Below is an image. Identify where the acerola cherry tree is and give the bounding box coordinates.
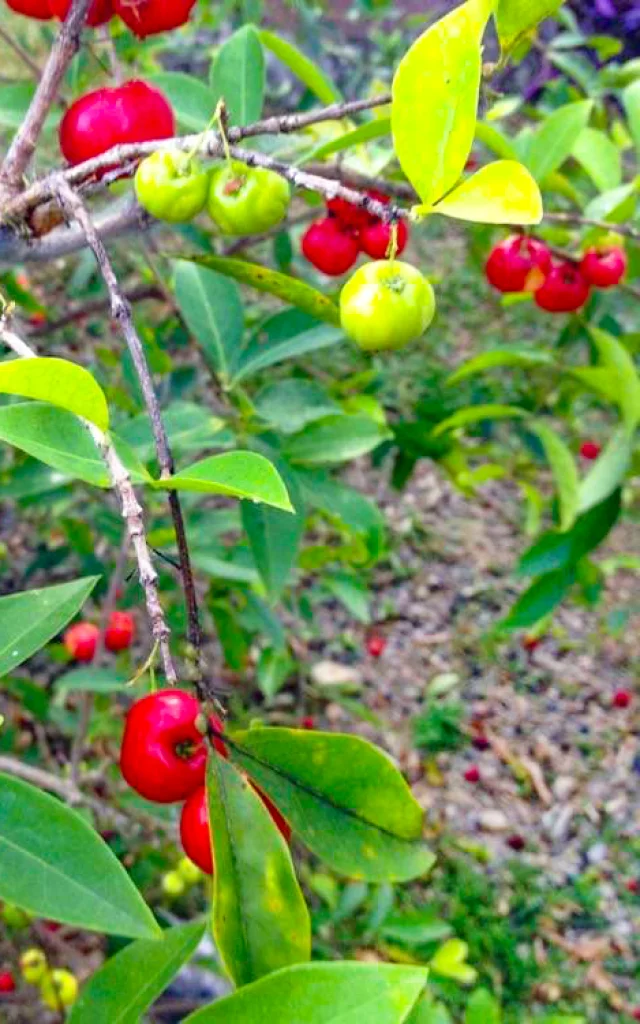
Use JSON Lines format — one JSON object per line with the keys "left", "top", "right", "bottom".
{"left": 0, "top": 0, "right": 638, "bottom": 1020}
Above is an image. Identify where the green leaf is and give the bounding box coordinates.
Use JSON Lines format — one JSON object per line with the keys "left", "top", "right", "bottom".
{"left": 432, "top": 404, "right": 528, "bottom": 436}
{"left": 447, "top": 348, "right": 552, "bottom": 385}
{"left": 259, "top": 30, "right": 342, "bottom": 105}
{"left": 234, "top": 323, "right": 344, "bottom": 384}
{"left": 431, "top": 160, "right": 542, "bottom": 224}
{"left": 584, "top": 182, "right": 637, "bottom": 223}
{"left": 68, "top": 920, "right": 205, "bottom": 1024}
{"left": 207, "top": 756, "right": 310, "bottom": 987}
{"left": 185, "top": 254, "right": 340, "bottom": 328}
{"left": 242, "top": 470, "right": 304, "bottom": 600}
{"left": 525, "top": 101, "right": 593, "bottom": 183}
{"left": 392, "top": 0, "right": 491, "bottom": 205}
{"left": 430, "top": 939, "right": 477, "bottom": 985}
{"left": 587, "top": 327, "right": 640, "bottom": 431}
{"left": 500, "top": 566, "right": 577, "bottom": 631}
{"left": 0, "top": 774, "right": 160, "bottom": 940}
{"left": 304, "top": 118, "right": 392, "bottom": 163}
{"left": 53, "top": 667, "right": 128, "bottom": 700}
{"left": 118, "top": 401, "right": 228, "bottom": 460}
{"left": 0, "top": 358, "right": 109, "bottom": 431}
{"left": 254, "top": 379, "right": 340, "bottom": 434}
{"left": 210, "top": 25, "right": 265, "bottom": 127}
{"left": 296, "top": 468, "right": 386, "bottom": 557}
{"left": 622, "top": 79, "right": 640, "bottom": 159}
{"left": 572, "top": 127, "right": 621, "bottom": 192}
{"left": 148, "top": 73, "right": 214, "bottom": 131}
{"left": 578, "top": 427, "right": 633, "bottom": 513}
{"left": 173, "top": 260, "right": 244, "bottom": 384}
{"left": 518, "top": 489, "right": 622, "bottom": 577}
{"left": 465, "top": 988, "right": 501, "bottom": 1024}
{"left": 495, "top": 0, "right": 563, "bottom": 53}
{"left": 0, "top": 576, "right": 100, "bottom": 678}
{"left": 529, "top": 422, "right": 579, "bottom": 531}
{"left": 0, "top": 403, "right": 109, "bottom": 486}
{"left": 227, "top": 727, "right": 435, "bottom": 882}
{"left": 159, "top": 451, "right": 292, "bottom": 511}
{"left": 285, "top": 414, "right": 390, "bottom": 465}
{"left": 474, "top": 121, "right": 519, "bottom": 160}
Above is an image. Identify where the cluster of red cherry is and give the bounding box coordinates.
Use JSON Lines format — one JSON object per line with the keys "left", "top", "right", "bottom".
{"left": 63, "top": 611, "right": 135, "bottom": 661}
{"left": 302, "top": 193, "right": 409, "bottom": 276}
{"left": 6, "top": 0, "right": 195, "bottom": 34}
{"left": 485, "top": 234, "right": 627, "bottom": 312}
{"left": 119, "top": 690, "right": 290, "bottom": 875}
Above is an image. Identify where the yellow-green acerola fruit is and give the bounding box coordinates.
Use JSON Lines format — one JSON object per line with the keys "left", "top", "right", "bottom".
{"left": 207, "top": 160, "right": 291, "bottom": 235}
{"left": 134, "top": 150, "right": 210, "bottom": 223}
{"left": 40, "top": 969, "right": 78, "bottom": 1010}
{"left": 20, "top": 948, "right": 47, "bottom": 985}
{"left": 340, "top": 259, "right": 435, "bottom": 352}
{"left": 161, "top": 870, "right": 186, "bottom": 898}
{"left": 177, "top": 856, "right": 202, "bottom": 885}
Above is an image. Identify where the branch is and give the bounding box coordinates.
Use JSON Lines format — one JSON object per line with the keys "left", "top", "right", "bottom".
{"left": 0, "top": 318, "right": 178, "bottom": 686}
{"left": 27, "top": 283, "right": 164, "bottom": 335}
{"left": 0, "top": 0, "right": 94, "bottom": 195}
{"left": 543, "top": 210, "right": 640, "bottom": 242}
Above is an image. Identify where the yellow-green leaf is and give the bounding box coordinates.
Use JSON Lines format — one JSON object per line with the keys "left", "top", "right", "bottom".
{"left": 495, "top": 0, "right": 563, "bottom": 54}
{"left": 0, "top": 358, "right": 109, "bottom": 431}
{"left": 259, "top": 30, "right": 341, "bottom": 105}
{"left": 392, "top": 0, "right": 493, "bottom": 205}
{"left": 430, "top": 160, "right": 542, "bottom": 224}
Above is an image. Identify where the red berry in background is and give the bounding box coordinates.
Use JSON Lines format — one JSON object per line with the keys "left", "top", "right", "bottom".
{"left": 522, "top": 634, "right": 541, "bottom": 653}
{"left": 580, "top": 441, "right": 601, "bottom": 461}
{"left": 507, "top": 834, "right": 526, "bottom": 851}
{"left": 0, "top": 971, "right": 15, "bottom": 994}
{"left": 485, "top": 235, "right": 552, "bottom": 293}
{"left": 464, "top": 766, "right": 481, "bottom": 783}
{"left": 114, "top": 0, "right": 196, "bottom": 37}
{"left": 59, "top": 80, "right": 174, "bottom": 167}
{"left": 302, "top": 217, "right": 360, "bottom": 276}
{"left": 472, "top": 733, "right": 490, "bottom": 751}
{"left": 64, "top": 622, "right": 100, "bottom": 663}
{"left": 300, "top": 716, "right": 315, "bottom": 730}
{"left": 28, "top": 312, "right": 47, "bottom": 327}
{"left": 120, "top": 690, "right": 226, "bottom": 804}
{"left": 5, "top": 0, "right": 52, "bottom": 18}
{"left": 632, "top": 1011, "right": 640, "bottom": 1022}
{"left": 360, "top": 217, "right": 409, "bottom": 260}
{"left": 534, "top": 261, "right": 590, "bottom": 313}
{"left": 366, "top": 633, "right": 387, "bottom": 658}
{"left": 50, "top": 0, "right": 113, "bottom": 25}
{"left": 612, "top": 689, "right": 632, "bottom": 709}
{"left": 104, "top": 610, "right": 135, "bottom": 653}
{"left": 626, "top": 879, "right": 640, "bottom": 894}
{"left": 580, "top": 246, "right": 627, "bottom": 289}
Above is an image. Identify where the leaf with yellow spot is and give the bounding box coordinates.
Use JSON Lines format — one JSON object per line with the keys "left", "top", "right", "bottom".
{"left": 206, "top": 756, "right": 310, "bottom": 987}
{"left": 428, "top": 160, "right": 542, "bottom": 224}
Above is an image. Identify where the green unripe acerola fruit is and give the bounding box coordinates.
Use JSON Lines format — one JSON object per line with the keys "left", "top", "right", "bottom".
{"left": 340, "top": 259, "right": 435, "bottom": 352}
{"left": 1, "top": 903, "right": 31, "bottom": 929}
{"left": 207, "top": 160, "right": 290, "bottom": 235}
{"left": 161, "top": 870, "right": 186, "bottom": 898}
{"left": 177, "top": 856, "right": 203, "bottom": 885}
{"left": 134, "top": 150, "right": 210, "bottom": 223}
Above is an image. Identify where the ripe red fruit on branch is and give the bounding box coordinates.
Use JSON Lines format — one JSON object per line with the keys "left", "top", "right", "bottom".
{"left": 366, "top": 633, "right": 387, "bottom": 658}
{"left": 64, "top": 622, "right": 99, "bottom": 662}
{"left": 612, "top": 689, "right": 632, "bottom": 709}
{"left": 114, "top": 0, "right": 196, "bottom": 37}
{"left": 5, "top": 0, "right": 52, "bottom": 18}
{"left": 50, "top": 0, "right": 113, "bottom": 25}
{"left": 120, "top": 690, "right": 225, "bottom": 803}
{"left": 360, "top": 218, "right": 408, "bottom": 260}
{"left": 533, "top": 261, "right": 590, "bottom": 313}
{"left": 0, "top": 972, "right": 16, "bottom": 994}
{"left": 464, "top": 766, "right": 481, "bottom": 783}
{"left": 59, "top": 80, "right": 174, "bottom": 167}
{"left": 580, "top": 246, "right": 627, "bottom": 289}
{"left": 326, "top": 196, "right": 373, "bottom": 230}
{"left": 104, "top": 610, "right": 135, "bottom": 652}
{"left": 302, "top": 217, "right": 360, "bottom": 276}
{"left": 580, "top": 441, "right": 601, "bottom": 461}
{"left": 485, "top": 235, "right": 552, "bottom": 293}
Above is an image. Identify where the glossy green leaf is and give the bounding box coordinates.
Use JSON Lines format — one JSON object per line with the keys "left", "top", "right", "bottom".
{"left": 407, "top": 1000, "right": 453, "bottom": 1024}
{"left": 259, "top": 30, "right": 342, "bottom": 104}
{"left": 474, "top": 121, "right": 519, "bottom": 160}
{"left": 525, "top": 101, "right": 593, "bottom": 183}
{"left": 392, "top": 0, "right": 491, "bottom": 205}
{"left": 185, "top": 254, "right": 340, "bottom": 328}
{"left": 0, "top": 358, "right": 109, "bottom": 430}
{"left": 118, "top": 401, "right": 228, "bottom": 461}
{"left": 500, "top": 566, "right": 577, "bottom": 631}
{"left": 430, "top": 940, "right": 477, "bottom": 985}
{"left": 234, "top": 323, "right": 344, "bottom": 384}
{"left": 578, "top": 428, "right": 633, "bottom": 513}
{"left": 159, "top": 451, "right": 292, "bottom": 511}
{"left": 529, "top": 422, "right": 579, "bottom": 531}
{"left": 148, "top": 73, "right": 214, "bottom": 131}
{"left": 622, "top": 79, "right": 640, "bottom": 159}
{"left": 588, "top": 327, "right": 640, "bottom": 431}
{"left": 285, "top": 414, "right": 390, "bottom": 464}
{"left": 184, "top": 962, "right": 428, "bottom": 1024}
{"left": 254, "top": 379, "right": 339, "bottom": 434}
{"left": 210, "top": 25, "right": 265, "bottom": 127}
{"left": 447, "top": 349, "right": 553, "bottom": 385}
{"left": 432, "top": 404, "right": 528, "bottom": 436}
{"left": 0, "top": 576, "right": 100, "bottom": 678}
{"left": 495, "top": 0, "right": 563, "bottom": 53}
{"left": 572, "top": 127, "right": 621, "bottom": 191}
{"left": 68, "top": 920, "right": 205, "bottom": 1024}
{"left": 304, "top": 118, "right": 392, "bottom": 163}
{"left": 431, "top": 160, "right": 542, "bottom": 224}
{"left": 518, "top": 489, "right": 622, "bottom": 577}
{"left": 207, "top": 757, "right": 310, "bottom": 987}
{"left": 0, "top": 403, "right": 109, "bottom": 486}
{"left": 296, "top": 468, "right": 386, "bottom": 557}
{"left": 465, "top": 988, "right": 501, "bottom": 1024}
{"left": 584, "top": 182, "right": 637, "bottom": 223}
{"left": 0, "top": 774, "right": 160, "bottom": 940}
{"left": 242, "top": 470, "right": 304, "bottom": 600}
{"left": 173, "top": 261, "right": 244, "bottom": 384}
{"left": 227, "top": 727, "right": 435, "bottom": 882}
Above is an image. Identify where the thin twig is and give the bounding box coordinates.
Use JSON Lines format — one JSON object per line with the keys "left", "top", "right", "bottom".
{"left": 543, "top": 210, "right": 640, "bottom": 242}
{"left": 27, "top": 283, "right": 164, "bottom": 335}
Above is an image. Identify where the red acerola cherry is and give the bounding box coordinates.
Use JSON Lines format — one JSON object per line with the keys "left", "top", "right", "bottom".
{"left": 120, "top": 690, "right": 226, "bottom": 804}
{"left": 472, "top": 734, "right": 490, "bottom": 751}
{"left": 302, "top": 217, "right": 360, "bottom": 276}
{"left": 507, "top": 834, "right": 526, "bottom": 851}
{"left": 366, "top": 634, "right": 387, "bottom": 658}
{"left": 580, "top": 441, "right": 601, "bottom": 461}
{"left": 626, "top": 878, "right": 640, "bottom": 894}
{"left": 632, "top": 1011, "right": 640, "bottom": 1022}
{"left": 485, "top": 235, "right": 552, "bottom": 293}
{"left": 59, "top": 80, "right": 174, "bottom": 167}
{"left": 522, "top": 634, "right": 541, "bottom": 653}
{"left": 326, "top": 189, "right": 389, "bottom": 229}
{"left": 360, "top": 217, "right": 409, "bottom": 260}
{"left": 104, "top": 610, "right": 135, "bottom": 653}
{"left": 0, "top": 971, "right": 16, "bottom": 994}
{"left": 5, "top": 0, "right": 52, "bottom": 19}
{"left": 64, "top": 622, "right": 100, "bottom": 662}
{"left": 533, "top": 261, "right": 590, "bottom": 313}
{"left": 49, "top": 0, "right": 113, "bottom": 25}
{"left": 464, "top": 766, "right": 481, "bottom": 783}
{"left": 300, "top": 716, "right": 315, "bottom": 730}
{"left": 612, "top": 689, "right": 632, "bottom": 709}
{"left": 580, "top": 246, "right": 627, "bottom": 289}
{"left": 114, "top": 0, "right": 196, "bottom": 37}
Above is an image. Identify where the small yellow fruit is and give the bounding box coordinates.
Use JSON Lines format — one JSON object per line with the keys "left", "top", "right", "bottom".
{"left": 20, "top": 948, "right": 47, "bottom": 984}
{"left": 161, "top": 870, "right": 186, "bottom": 898}
{"left": 40, "top": 969, "right": 78, "bottom": 1010}
{"left": 177, "top": 857, "right": 202, "bottom": 885}
{"left": 1, "top": 903, "right": 31, "bottom": 929}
